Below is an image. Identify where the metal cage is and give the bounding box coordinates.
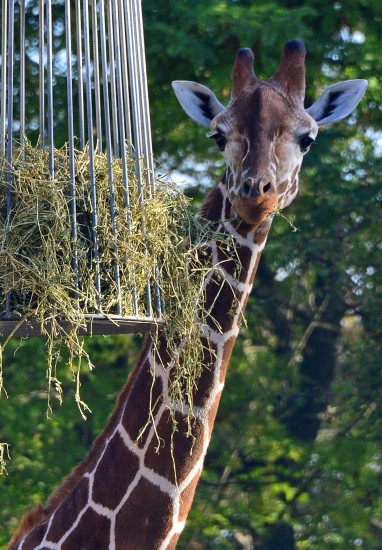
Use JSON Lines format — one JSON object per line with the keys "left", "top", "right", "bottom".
{"left": 0, "top": 0, "right": 163, "bottom": 337}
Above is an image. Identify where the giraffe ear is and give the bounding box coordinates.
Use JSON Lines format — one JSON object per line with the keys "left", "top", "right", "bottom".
{"left": 307, "top": 79, "right": 368, "bottom": 126}
{"left": 172, "top": 81, "right": 224, "bottom": 128}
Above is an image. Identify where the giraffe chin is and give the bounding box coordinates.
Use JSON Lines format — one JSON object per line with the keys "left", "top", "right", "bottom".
{"left": 232, "top": 196, "right": 278, "bottom": 228}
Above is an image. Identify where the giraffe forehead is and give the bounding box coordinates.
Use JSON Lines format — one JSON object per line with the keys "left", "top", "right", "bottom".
{"left": 214, "top": 84, "right": 313, "bottom": 138}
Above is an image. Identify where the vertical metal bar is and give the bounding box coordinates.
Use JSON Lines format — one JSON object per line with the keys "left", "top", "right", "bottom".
{"left": 91, "top": 0, "right": 103, "bottom": 150}
{"left": 112, "top": 0, "right": 138, "bottom": 316}
{"left": 20, "top": 0, "right": 26, "bottom": 150}
{"left": 125, "top": 0, "right": 153, "bottom": 317}
{"left": 117, "top": 0, "right": 132, "bottom": 146}
{"left": 130, "top": 0, "right": 145, "bottom": 160}
{"left": 99, "top": 4, "right": 113, "bottom": 161}
{"left": 133, "top": 0, "right": 149, "bottom": 177}
{"left": 5, "top": 0, "right": 15, "bottom": 315}
{"left": 99, "top": 0, "right": 122, "bottom": 315}
{"left": 133, "top": 0, "right": 161, "bottom": 316}
{"left": 0, "top": 0, "right": 8, "bottom": 156}
{"left": 65, "top": 0, "right": 79, "bottom": 295}
{"left": 75, "top": 0, "right": 85, "bottom": 149}
{"left": 6, "top": 0, "right": 14, "bottom": 217}
{"left": 112, "top": 0, "right": 129, "bottom": 212}
{"left": 134, "top": 0, "right": 155, "bottom": 193}
{"left": 106, "top": 0, "right": 119, "bottom": 157}
{"left": 83, "top": 0, "right": 102, "bottom": 312}
{"left": 20, "top": 0, "right": 26, "bottom": 151}
{"left": 0, "top": 0, "right": 7, "bottom": 314}
{"left": 39, "top": 0, "right": 45, "bottom": 147}
{"left": 124, "top": 0, "right": 143, "bottom": 190}
{"left": 46, "top": 0, "right": 54, "bottom": 175}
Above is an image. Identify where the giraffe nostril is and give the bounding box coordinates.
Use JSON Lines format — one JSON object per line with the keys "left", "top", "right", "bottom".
{"left": 262, "top": 182, "right": 272, "bottom": 194}
{"left": 242, "top": 181, "right": 252, "bottom": 197}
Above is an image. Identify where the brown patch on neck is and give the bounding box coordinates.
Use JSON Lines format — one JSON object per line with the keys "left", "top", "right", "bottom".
{"left": 198, "top": 180, "right": 225, "bottom": 221}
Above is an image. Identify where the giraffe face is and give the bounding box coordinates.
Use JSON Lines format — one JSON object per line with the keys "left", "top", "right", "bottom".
{"left": 172, "top": 40, "right": 367, "bottom": 227}
{"left": 209, "top": 83, "right": 318, "bottom": 225}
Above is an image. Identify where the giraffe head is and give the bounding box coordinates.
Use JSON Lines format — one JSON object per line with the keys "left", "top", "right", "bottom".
{"left": 172, "top": 40, "right": 367, "bottom": 227}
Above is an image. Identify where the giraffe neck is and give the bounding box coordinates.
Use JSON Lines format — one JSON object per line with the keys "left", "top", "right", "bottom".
{"left": 9, "top": 178, "right": 272, "bottom": 550}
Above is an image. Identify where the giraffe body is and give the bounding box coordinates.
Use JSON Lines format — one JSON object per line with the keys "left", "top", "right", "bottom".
{"left": 9, "top": 40, "right": 367, "bottom": 549}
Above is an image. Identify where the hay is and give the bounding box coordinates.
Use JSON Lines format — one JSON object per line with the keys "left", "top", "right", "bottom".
{"left": 0, "top": 142, "right": 179, "bottom": 322}
{"left": 0, "top": 140, "right": 235, "bottom": 442}
{"left": 0, "top": 442, "right": 10, "bottom": 475}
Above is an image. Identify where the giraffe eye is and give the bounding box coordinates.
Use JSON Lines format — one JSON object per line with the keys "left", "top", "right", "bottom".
{"left": 299, "top": 135, "right": 315, "bottom": 152}
{"left": 210, "top": 132, "right": 227, "bottom": 152}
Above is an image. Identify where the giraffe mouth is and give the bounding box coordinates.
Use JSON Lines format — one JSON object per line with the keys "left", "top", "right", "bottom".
{"left": 232, "top": 194, "right": 278, "bottom": 227}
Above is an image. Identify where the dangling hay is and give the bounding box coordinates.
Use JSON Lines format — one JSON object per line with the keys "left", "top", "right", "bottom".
{"left": 0, "top": 140, "right": 236, "bottom": 453}
{"left": 0, "top": 441, "right": 10, "bottom": 475}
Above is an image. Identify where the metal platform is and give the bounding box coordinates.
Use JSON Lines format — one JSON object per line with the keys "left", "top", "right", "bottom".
{"left": 0, "top": 314, "right": 162, "bottom": 338}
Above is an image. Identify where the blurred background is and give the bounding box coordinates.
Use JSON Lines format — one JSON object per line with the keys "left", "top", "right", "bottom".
{"left": 1, "top": 1, "right": 382, "bottom": 548}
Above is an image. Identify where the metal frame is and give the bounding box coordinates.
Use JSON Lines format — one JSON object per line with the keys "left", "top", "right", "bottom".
{"left": 0, "top": 0, "right": 162, "bottom": 336}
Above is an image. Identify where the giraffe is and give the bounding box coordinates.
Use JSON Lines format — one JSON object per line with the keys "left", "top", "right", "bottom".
{"left": 9, "top": 39, "right": 367, "bottom": 550}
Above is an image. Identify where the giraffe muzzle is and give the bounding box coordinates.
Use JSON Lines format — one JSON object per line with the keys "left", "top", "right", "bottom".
{"left": 241, "top": 177, "right": 275, "bottom": 199}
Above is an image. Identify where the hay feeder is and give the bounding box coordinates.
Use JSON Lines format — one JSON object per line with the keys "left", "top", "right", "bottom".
{"left": 0, "top": 0, "right": 164, "bottom": 338}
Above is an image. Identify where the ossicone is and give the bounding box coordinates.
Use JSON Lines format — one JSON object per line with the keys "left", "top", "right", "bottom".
{"left": 231, "top": 48, "right": 258, "bottom": 96}
{"left": 270, "top": 39, "right": 306, "bottom": 102}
